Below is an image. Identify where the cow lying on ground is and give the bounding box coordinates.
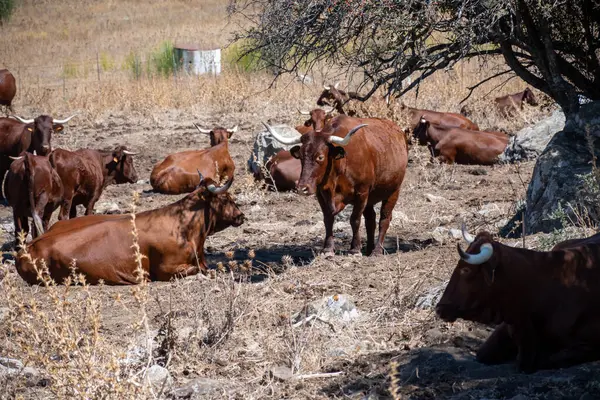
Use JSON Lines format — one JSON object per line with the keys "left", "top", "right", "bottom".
{"left": 436, "top": 227, "right": 600, "bottom": 372}
{"left": 264, "top": 114, "right": 408, "bottom": 256}
{"left": 401, "top": 103, "right": 479, "bottom": 131}
{"left": 15, "top": 173, "right": 245, "bottom": 285}
{"left": 50, "top": 146, "right": 138, "bottom": 220}
{"left": 413, "top": 118, "right": 508, "bottom": 165}
{"left": 495, "top": 88, "right": 538, "bottom": 116}
{"left": 150, "top": 125, "right": 237, "bottom": 194}
{"left": 4, "top": 152, "right": 63, "bottom": 238}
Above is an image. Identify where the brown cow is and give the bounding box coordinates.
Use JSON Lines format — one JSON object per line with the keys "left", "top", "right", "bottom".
{"left": 495, "top": 87, "right": 538, "bottom": 116}
{"left": 316, "top": 82, "right": 360, "bottom": 115}
{"left": 15, "top": 174, "right": 245, "bottom": 285}
{"left": 49, "top": 146, "right": 138, "bottom": 220}
{"left": 0, "top": 114, "right": 75, "bottom": 197}
{"left": 264, "top": 115, "right": 408, "bottom": 256}
{"left": 0, "top": 69, "right": 16, "bottom": 115}
{"left": 150, "top": 125, "right": 237, "bottom": 194}
{"left": 4, "top": 152, "right": 63, "bottom": 238}
{"left": 436, "top": 227, "right": 600, "bottom": 372}
{"left": 413, "top": 118, "right": 508, "bottom": 165}
{"left": 401, "top": 103, "right": 479, "bottom": 130}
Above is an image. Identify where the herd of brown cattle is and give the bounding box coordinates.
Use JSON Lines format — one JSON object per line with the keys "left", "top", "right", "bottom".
{"left": 2, "top": 69, "right": 600, "bottom": 372}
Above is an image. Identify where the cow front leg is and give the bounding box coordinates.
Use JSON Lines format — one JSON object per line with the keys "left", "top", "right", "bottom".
{"left": 363, "top": 204, "right": 376, "bottom": 255}
{"left": 372, "top": 189, "right": 400, "bottom": 256}
{"left": 59, "top": 195, "right": 73, "bottom": 220}
{"left": 13, "top": 214, "right": 28, "bottom": 242}
{"left": 514, "top": 321, "right": 538, "bottom": 373}
{"left": 317, "top": 192, "right": 335, "bottom": 255}
{"left": 84, "top": 195, "right": 100, "bottom": 216}
{"left": 476, "top": 323, "right": 518, "bottom": 365}
{"left": 542, "top": 343, "right": 600, "bottom": 370}
{"left": 349, "top": 197, "right": 368, "bottom": 255}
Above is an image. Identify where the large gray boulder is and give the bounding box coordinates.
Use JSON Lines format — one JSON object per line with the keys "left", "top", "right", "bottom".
{"left": 502, "top": 102, "right": 600, "bottom": 236}
{"left": 247, "top": 124, "right": 300, "bottom": 178}
{"left": 500, "top": 109, "right": 566, "bottom": 163}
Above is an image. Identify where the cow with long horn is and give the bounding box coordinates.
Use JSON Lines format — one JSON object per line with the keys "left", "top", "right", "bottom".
{"left": 264, "top": 114, "right": 408, "bottom": 256}
{"left": 16, "top": 172, "right": 244, "bottom": 285}
{"left": 0, "top": 114, "right": 76, "bottom": 199}
{"left": 436, "top": 226, "right": 600, "bottom": 372}
{"left": 316, "top": 83, "right": 360, "bottom": 115}
{"left": 49, "top": 145, "right": 139, "bottom": 220}
{"left": 150, "top": 125, "right": 237, "bottom": 194}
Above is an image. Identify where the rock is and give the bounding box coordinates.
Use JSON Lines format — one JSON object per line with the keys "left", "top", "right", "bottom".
{"left": 270, "top": 365, "right": 294, "bottom": 381}
{"left": 136, "top": 179, "right": 149, "bottom": 185}
{"left": 292, "top": 294, "right": 358, "bottom": 326}
{"left": 415, "top": 282, "right": 447, "bottom": 310}
{"left": 95, "top": 201, "right": 120, "bottom": 215}
{"left": 425, "top": 193, "right": 447, "bottom": 203}
{"left": 478, "top": 203, "right": 501, "bottom": 217}
{"left": 500, "top": 109, "right": 566, "bottom": 163}
{"left": 502, "top": 102, "right": 600, "bottom": 235}
{"left": 144, "top": 364, "right": 172, "bottom": 389}
{"left": 171, "top": 377, "right": 236, "bottom": 398}
{"left": 431, "top": 227, "right": 448, "bottom": 244}
{"left": 247, "top": 124, "right": 300, "bottom": 178}
{"left": 0, "top": 357, "right": 42, "bottom": 386}
{"left": 0, "top": 223, "right": 14, "bottom": 234}
{"left": 448, "top": 228, "right": 463, "bottom": 240}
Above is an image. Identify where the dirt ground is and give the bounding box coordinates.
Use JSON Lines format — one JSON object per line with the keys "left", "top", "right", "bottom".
{"left": 1, "top": 106, "right": 598, "bottom": 400}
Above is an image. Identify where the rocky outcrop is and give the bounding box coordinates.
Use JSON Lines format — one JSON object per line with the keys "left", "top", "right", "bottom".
{"left": 247, "top": 124, "right": 300, "bottom": 179}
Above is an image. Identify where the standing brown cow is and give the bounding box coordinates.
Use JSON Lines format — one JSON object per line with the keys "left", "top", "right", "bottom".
{"left": 0, "top": 69, "right": 16, "bottom": 115}
{"left": 49, "top": 146, "right": 138, "bottom": 220}
{"left": 150, "top": 125, "right": 237, "bottom": 194}
{"left": 264, "top": 115, "right": 408, "bottom": 256}
{"left": 413, "top": 118, "right": 508, "bottom": 165}
{"left": 16, "top": 174, "right": 244, "bottom": 285}
{"left": 0, "top": 114, "right": 75, "bottom": 198}
{"left": 4, "top": 152, "right": 63, "bottom": 238}
{"left": 436, "top": 226, "right": 600, "bottom": 372}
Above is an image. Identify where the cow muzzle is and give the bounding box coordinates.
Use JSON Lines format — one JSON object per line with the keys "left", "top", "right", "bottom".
{"left": 297, "top": 183, "right": 315, "bottom": 196}
{"left": 435, "top": 304, "right": 458, "bottom": 323}
{"left": 233, "top": 213, "right": 245, "bottom": 227}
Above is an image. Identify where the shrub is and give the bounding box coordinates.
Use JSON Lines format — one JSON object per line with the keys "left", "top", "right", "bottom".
{"left": 148, "top": 41, "right": 175, "bottom": 78}
{"left": 0, "top": 0, "right": 15, "bottom": 25}
{"left": 123, "top": 51, "right": 143, "bottom": 80}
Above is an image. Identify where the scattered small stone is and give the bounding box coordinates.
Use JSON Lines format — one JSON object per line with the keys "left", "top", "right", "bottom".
{"left": 448, "top": 228, "right": 463, "bottom": 240}
{"left": 431, "top": 226, "right": 449, "bottom": 244}
{"left": 96, "top": 201, "right": 120, "bottom": 214}
{"left": 415, "top": 282, "right": 448, "bottom": 310}
{"left": 425, "top": 193, "right": 447, "bottom": 203}
{"left": 170, "top": 377, "right": 235, "bottom": 398}
{"left": 144, "top": 364, "right": 172, "bottom": 389}
{"left": 292, "top": 294, "right": 358, "bottom": 327}
{"left": 468, "top": 168, "right": 488, "bottom": 175}
{"left": 0, "top": 357, "right": 42, "bottom": 386}
{"left": 136, "top": 179, "right": 149, "bottom": 185}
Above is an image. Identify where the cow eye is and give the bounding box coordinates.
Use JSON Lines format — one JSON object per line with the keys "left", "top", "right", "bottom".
{"left": 316, "top": 154, "right": 325, "bottom": 162}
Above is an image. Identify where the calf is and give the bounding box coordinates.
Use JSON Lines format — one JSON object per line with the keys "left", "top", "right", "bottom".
{"left": 4, "top": 152, "right": 63, "bottom": 238}
{"left": 436, "top": 227, "right": 600, "bottom": 372}
{"left": 50, "top": 146, "right": 138, "bottom": 220}
{"left": 150, "top": 125, "right": 237, "bottom": 194}
{"left": 413, "top": 118, "right": 508, "bottom": 165}
{"left": 16, "top": 174, "right": 244, "bottom": 285}
{"left": 264, "top": 114, "right": 408, "bottom": 256}
{"left": 495, "top": 87, "right": 538, "bottom": 116}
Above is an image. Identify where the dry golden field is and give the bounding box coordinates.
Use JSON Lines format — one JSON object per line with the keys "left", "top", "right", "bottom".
{"left": 2, "top": 1, "right": 594, "bottom": 399}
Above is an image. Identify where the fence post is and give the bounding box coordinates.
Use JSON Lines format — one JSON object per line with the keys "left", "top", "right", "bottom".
{"left": 63, "top": 72, "right": 66, "bottom": 100}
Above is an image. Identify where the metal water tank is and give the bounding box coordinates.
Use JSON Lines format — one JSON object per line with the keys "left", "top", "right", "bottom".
{"left": 173, "top": 44, "right": 221, "bottom": 76}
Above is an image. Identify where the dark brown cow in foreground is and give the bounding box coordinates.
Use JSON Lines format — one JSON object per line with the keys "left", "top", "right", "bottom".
{"left": 0, "top": 69, "right": 16, "bottom": 115}
{"left": 401, "top": 103, "right": 479, "bottom": 131}
{"left": 4, "top": 152, "right": 63, "bottom": 238}
{"left": 50, "top": 146, "right": 138, "bottom": 220}
{"left": 495, "top": 88, "right": 538, "bottom": 116}
{"left": 0, "top": 114, "right": 75, "bottom": 197}
{"left": 15, "top": 174, "right": 244, "bottom": 285}
{"left": 150, "top": 125, "right": 237, "bottom": 194}
{"left": 264, "top": 114, "right": 408, "bottom": 256}
{"left": 436, "top": 227, "right": 600, "bottom": 372}
{"left": 413, "top": 118, "right": 508, "bottom": 165}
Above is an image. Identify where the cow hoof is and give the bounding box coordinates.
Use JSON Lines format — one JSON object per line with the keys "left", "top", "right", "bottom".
{"left": 348, "top": 248, "right": 362, "bottom": 256}
{"left": 320, "top": 248, "right": 335, "bottom": 257}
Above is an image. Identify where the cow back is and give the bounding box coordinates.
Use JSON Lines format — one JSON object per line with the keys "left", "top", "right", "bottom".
{"left": 0, "top": 70, "right": 16, "bottom": 107}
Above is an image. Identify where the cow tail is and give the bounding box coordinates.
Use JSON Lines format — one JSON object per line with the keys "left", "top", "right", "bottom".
{"left": 1, "top": 168, "right": 8, "bottom": 201}
{"left": 25, "top": 153, "right": 44, "bottom": 236}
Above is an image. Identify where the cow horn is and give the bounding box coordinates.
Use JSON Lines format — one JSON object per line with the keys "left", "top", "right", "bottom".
{"left": 53, "top": 114, "right": 77, "bottom": 124}
{"left": 328, "top": 124, "right": 368, "bottom": 146}
{"left": 298, "top": 109, "right": 310, "bottom": 115}
{"left": 33, "top": 150, "right": 37, "bottom": 156}
{"left": 122, "top": 150, "right": 137, "bottom": 155}
{"left": 420, "top": 115, "right": 427, "bottom": 124}
{"left": 226, "top": 125, "right": 238, "bottom": 134}
{"left": 193, "top": 123, "right": 211, "bottom": 134}
{"left": 334, "top": 81, "right": 341, "bottom": 89}
{"left": 457, "top": 243, "right": 494, "bottom": 265}
{"left": 13, "top": 116, "right": 34, "bottom": 124}
{"left": 323, "top": 85, "right": 331, "bottom": 90}
{"left": 262, "top": 122, "right": 302, "bottom": 145}
{"left": 461, "top": 223, "right": 475, "bottom": 244}
{"left": 207, "top": 179, "right": 233, "bottom": 195}
{"left": 197, "top": 169, "right": 205, "bottom": 185}
{"left": 9, "top": 156, "right": 23, "bottom": 160}
{"left": 323, "top": 106, "right": 335, "bottom": 114}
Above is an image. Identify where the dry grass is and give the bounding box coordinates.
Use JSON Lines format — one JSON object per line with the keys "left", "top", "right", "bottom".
{"left": 0, "top": 1, "right": 570, "bottom": 399}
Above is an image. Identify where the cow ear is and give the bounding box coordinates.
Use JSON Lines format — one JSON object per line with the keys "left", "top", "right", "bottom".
{"left": 53, "top": 124, "right": 64, "bottom": 133}
{"left": 332, "top": 146, "right": 346, "bottom": 160}
{"left": 290, "top": 146, "right": 301, "bottom": 159}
